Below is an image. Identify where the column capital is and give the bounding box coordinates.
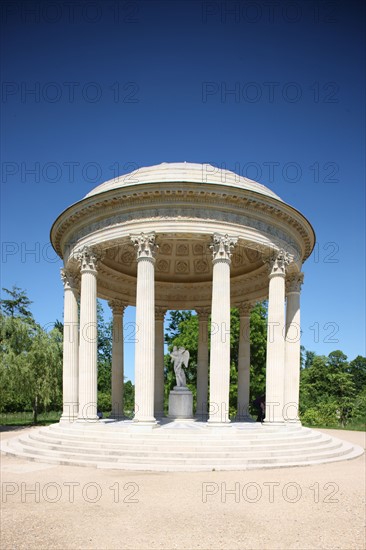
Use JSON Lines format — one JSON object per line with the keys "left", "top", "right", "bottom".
{"left": 60, "top": 268, "right": 79, "bottom": 291}
{"left": 286, "top": 272, "right": 304, "bottom": 294}
{"left": 195, "top": 307, "right": 210, "bottom": 320}
{"left": 210, "top": 233, "right": 238, "bottom": 264}
{"left": 131, "top": 232, "right": 158, "bottom": 262}
{"left": 155, "top": 306, "right": 166, "bottom": 321}
{"left": 76, "top": 246, "right": 102, "bottom": 274}
{"left": 109, "top": 299, "right": 127, "bottom": 316}
{"left": 267, "top": 249, "right": 292, "bottom": 278}
{"left": 238, "top": 301, "right": 253, "bottom": 317}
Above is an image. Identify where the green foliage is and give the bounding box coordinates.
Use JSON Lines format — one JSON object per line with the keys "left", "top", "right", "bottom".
{"left": 97, "top": 300, "right": 112, "bottom": 394}
{"left": 300, "top": 351, "right": 358, "bottom": 427}
{"left": 1, "top": 286, "right": 34, "bottom": 319}
{"left": 0, "top": 311, "right": 63, "bottom": 422}
{"left": 300, "top": 402, "right": 340, "bottom": 427}
{"left": 348, "top": 356, "right": 366, "bottom": 394}
{"left": 248, "top": 302, "right": 267, "bottom": 404}
{"left": 97, "top": 392, "right": 111, "bottom": 412}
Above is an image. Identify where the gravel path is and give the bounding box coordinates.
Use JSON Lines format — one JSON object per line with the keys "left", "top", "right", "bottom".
{"left": 1, "top": 427, "right": 365, "bottom": 550}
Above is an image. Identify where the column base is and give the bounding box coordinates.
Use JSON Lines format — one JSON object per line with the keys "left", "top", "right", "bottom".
{"left": 76, "top": 416, "right": 100, "bottom": 423}
{"left": 207, "top": 419, "right": 231, "bottom": 426}
{"left": 129, "top": 420, "right": 158, "bottom": 432}
{"left": 263, "top": 420, "right": 286, "bottom": 426}
{"left": 109, "top": 414, "right": 126, "bottom": 421}
{"left": 59, "top": 415, "right": 78, "bottom": 424}
{"left": 235, "top": 415, "right": 254, "bottom": 422}
{"left": 195, "top": 413, "right": 209, "bottom": 422}
{"left": 133, "top": 417, "right": 157, "bottom": 424}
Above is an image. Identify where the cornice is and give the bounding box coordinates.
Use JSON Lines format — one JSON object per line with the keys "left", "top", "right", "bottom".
{"left": 50, "top": 183, "right": 315, "bottom": 263}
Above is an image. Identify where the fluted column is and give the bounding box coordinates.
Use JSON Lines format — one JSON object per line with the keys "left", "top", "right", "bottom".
{"left": 284, "top": 273, "right": 304, "bottom": 423}
{"left": 195, "top": 307, "right": 210, "bottom": 420}
{"left": 237, "top": 301, "right": 252, "bottom": 420}
{"left": 109, "top": 300, "right": 126, "bottom": 419}
{"left": 131, "top": 233, "right": 157, "bottom": 424}
{"left": 208, "top": 234, "right": 237, "bottom": 424}
{"left": 60, "top": 269, "right": 79, "bottom": 423}
{"left": 77, "top": 247, "right": 100, "bottom": 422}
{"left": 154, "top": 307, "right": 166, "bottom": 418}
{"left": 264, "top": 250, "right": 291, "bottom": 424}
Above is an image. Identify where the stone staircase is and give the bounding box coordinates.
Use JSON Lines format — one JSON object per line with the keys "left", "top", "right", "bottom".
{"left": 1, "top": 420, "right": 363, "bottom": 471}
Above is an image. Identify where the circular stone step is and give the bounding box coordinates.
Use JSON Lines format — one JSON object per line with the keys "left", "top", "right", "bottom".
{"left": 1, "top": 420, "right": 363, "bottom": 472}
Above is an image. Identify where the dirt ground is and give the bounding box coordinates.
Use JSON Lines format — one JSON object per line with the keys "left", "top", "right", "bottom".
{"left": 0, "top": 427, "right": 365, "bottom": 550}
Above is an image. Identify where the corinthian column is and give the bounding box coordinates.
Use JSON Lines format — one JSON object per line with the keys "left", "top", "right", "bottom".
{"left": 131, "top": 233, "right": 157, "bottom": 424}
{"left": 237, "top": 301, "right": 252, "bottom": 420}
{"left": 195, "top": 307, "right": 210, "bottom": 420}
{"left": 264, "top": 249, "right": 291, "bottom": 424}
{"left": 208, "top": 234, "right": 237, "bottom": 424}
{"left": 284, "top": 272, "right": 304, "bottom": 423}
{"left": 154, "top": 307, "right": 166, "bottom": 418}
{"left": 77, "top": 246, "right": 101, "bottom": 422}
{"left": 60, "top": 269, "right": 79, "bottom": 423}
{"left": 109, "top": 299, "right": 126, "bottom": 419}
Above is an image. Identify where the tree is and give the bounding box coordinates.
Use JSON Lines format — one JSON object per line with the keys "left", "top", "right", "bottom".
{"left": 303, "top": 349, "right": 316, "bottom": 369}
{"left": 300, "top": 351, "right": 356, "bottom": 427}
{"left": 0, "top": 315, "right": 36, "bottom": 412}
{"left": 0, "top": 315, "right": 63, "bottom": 422}
{"left": 348, "top": 356, "right": 366, "bottom": 394}
{"left": 0, "top": 287, "right": 63, "bottom": 421}
{"left": 1, "top": 286, "right": 33, "bottom": 319}
{"left": 19, "top": 326, "right": 63, "bottom": 423}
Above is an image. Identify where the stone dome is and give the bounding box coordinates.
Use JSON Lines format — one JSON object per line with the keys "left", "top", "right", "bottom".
{"left": 85, "top": 162, "right": 283, "bottom": 202}
{"left": 51, "top": 160, "right": 315, "bottom": 310}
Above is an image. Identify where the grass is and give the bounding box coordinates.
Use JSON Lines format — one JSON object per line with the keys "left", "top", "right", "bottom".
{"left": 302, "top": 418, "right": 366, "bottom": 431}
{"left": 0, "top": 411, "right": 62, "bottom": 426}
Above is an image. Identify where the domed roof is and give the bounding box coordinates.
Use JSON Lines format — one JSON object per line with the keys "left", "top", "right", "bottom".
{"left": 85, "top": 162, "right": 283, "bottom": 202}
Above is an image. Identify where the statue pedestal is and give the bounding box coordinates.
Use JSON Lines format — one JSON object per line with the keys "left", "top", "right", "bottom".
{"left": 168, "top": 387, "right": 193, "bottom": 420}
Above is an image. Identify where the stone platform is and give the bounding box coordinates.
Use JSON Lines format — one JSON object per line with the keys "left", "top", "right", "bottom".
{"left": 0, "top": 420, "right": 363, "bottom": 472}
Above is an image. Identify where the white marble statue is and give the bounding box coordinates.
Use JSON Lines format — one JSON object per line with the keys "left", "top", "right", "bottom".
{"left": 170, "top": 346, "right": 190, "bottom": 388}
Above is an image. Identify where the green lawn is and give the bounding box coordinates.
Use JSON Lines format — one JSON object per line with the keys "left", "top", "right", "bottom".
{"left": 0, "top": 411, "right": 62, "bottom": 426}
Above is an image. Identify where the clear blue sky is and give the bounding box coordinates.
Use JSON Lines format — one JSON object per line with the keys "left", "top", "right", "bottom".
{"left": 1, "top": 0, "right": 365, "bottom": 382}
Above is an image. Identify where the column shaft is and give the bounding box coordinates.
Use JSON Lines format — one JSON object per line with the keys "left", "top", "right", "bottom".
{"left": 284, "top": 273, "right": 303, "bottom": 422}
{"left": 196, "top": 309, "right": 209, "bottom": 420}
{"left": 265, "top": 251, "right": 290, "bottom": 424}
{"left": 110, "top": 304, "right": 125, "bottom": 419}
{"left": 237, "top": 309, "right": 251, "bottom": 420}
{"left": 209, "top": 260, "right": 231, "bottom": 423}
{"left": 78, "top": 268, "right": 98, "bottom": 422}
{"left": 60, "top": 270, "right": 79, "bottom": 422}
{"left": 132, "top": 233, "right": 157, "bottom": 424}
{"left": 154, "top": 309, "right": 165, "bottom": 418}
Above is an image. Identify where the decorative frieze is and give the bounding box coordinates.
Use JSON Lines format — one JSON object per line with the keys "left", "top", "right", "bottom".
{"left": 52, "top": 185, "right": 312, "bottom": 264}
